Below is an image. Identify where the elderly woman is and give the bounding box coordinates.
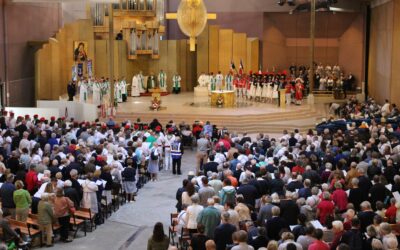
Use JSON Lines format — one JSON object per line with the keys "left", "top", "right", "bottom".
{"left": 100, "top": 166, "right": 113, "bottom": 205}
{"left": 331, "top": 182, "right": 348, "bottom": 213}
{"left": 380, "top": 222, "right": 399, "bottom": 250}
{"left": 13, "top": 180, "right": 31, "bottom": 222}
{"left": 122, "top": 158, "right": 137, "bottom": 202}
{"left": 148, "top": 143, "right": 161, "bottom": 181}
{"left": 364, "top": 225, "right": 379, "bottom": 250}
{"left": 330, "top": 220, "right": 344, "bottom": 249}
{"left": 181, "top": 182, "right": 196, "bottom": 206}
{"left": 185, "top": 194, "right": 204, "bottom": 233}
{"left": 38, "top": 193, "right": 55, "bottom": 247}
{"left": 316, "top": 191, "right": 334, "bottom": 225}
{"left": 81, "top": 173, "right": 99, "bottom": 215}
{"left": 54, "top": 188, "right": 74, "bottom": 243}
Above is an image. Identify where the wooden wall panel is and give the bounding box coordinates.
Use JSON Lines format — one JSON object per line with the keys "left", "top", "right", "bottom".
{"left": 232, "top": 33, "right": 247, "bottom": 74}
{"left": 167, "top": 40, "right": 177, "bottom": 91}
{"left": 247, "top": 39, "right": 252, "bottom": 73}
{"left": 178, "top": 40, "right": 187, "bottom": 92}
{"left": 186, "top": 43, "right": 197, "bottom": 91}
{"left": 36, "top": 19, "right": 95, "bottom": 100}
{"left": 50, "top": 39, "right": 61, "bottom": 99}
{"left": 118, "top": 41, "right": 127, "bottom": 80}
{"left": 390, "top": 0, "right": 400, "bottom": 106}
{"left": 218, "top": 29, "right": 233, "bottom": 74}
{"left": 368, "top": 1, "right": 393, "bottom": 104}
{"left": 208, "top": 25, "right": 219, "bottom": 74}
{"left": 197, "top": 25, "right": 209, "bottom": 77}
{"left": 249, "top": 38, "right": 259, "bottom": 73}
{"left": 95, "top": 40, "right": 108, "bottom": 77}
{"left": 56, "top": 27, "right": 68, "bottom": 99}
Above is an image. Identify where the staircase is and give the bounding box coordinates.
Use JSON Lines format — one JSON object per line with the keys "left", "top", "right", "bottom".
{"left": 114, "top": 104, "right": 329, "bottom": 134}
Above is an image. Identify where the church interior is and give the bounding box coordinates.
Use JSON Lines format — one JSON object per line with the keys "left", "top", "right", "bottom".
{"left": 0, "top": 0, "right": 399, "bottom": 249}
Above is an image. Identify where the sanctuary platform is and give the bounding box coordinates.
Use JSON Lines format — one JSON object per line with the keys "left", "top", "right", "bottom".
{"left": 114, "top": 92, "right": 329, "bottom": 134}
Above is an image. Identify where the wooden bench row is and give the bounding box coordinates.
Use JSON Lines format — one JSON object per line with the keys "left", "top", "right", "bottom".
{"left": 6, "top": 208, "right": 94, "bottom": 247}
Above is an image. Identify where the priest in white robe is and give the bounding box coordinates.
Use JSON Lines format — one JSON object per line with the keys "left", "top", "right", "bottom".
{"left": 92, "top": 81, "right": 101, "bottom": 106}
{"left": 120, "top": 78, "right": 128, "bottom": 102}
{"left": 158, "top": 69, "right": 167, "bottom": 92}
{"left": 172, "top": 73, "right": 181, "bottom": 94}
{"left": 138, "top": 71, "right": 145, "bottom": 93}
{"left": 197, "top": 72, "right": 208, "bottom": 87}
{"left": 131, "top": 75, "right": 140, "bottom": 97}
{"left": 79, "top": 79, "right": 89, "bottom": 103}
{"left": 215, "top": 71, "right": 224, "bottom": 91}
{"left": 115, "top": 81, "right": 123, "bottom": 103}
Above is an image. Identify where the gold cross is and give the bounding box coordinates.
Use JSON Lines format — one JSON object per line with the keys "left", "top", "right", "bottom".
{"left": 166, "top": 12, "right": 217, "bottom": 51}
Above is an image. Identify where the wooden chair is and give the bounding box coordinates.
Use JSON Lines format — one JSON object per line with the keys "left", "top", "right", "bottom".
{"left": 178, "top": 227, "right": 193, "bottom": 250}
{"left": 70, "top": 213, "right": 86, "bottom": 238}
{"left": 390, "top": 223, "right": 400, "bottom": 236}
{"left": 74, "top": 208, "right": 96, "bottom": 232}
{"left": 112, "top": 184, "right": 121, "bottom": 212}
{"left": 168, "top": 213, "right": 179, "bottom": 245}
{"left": 9, "top": 219, "right": 42, "bottom": 247}
{"left": 102, "top": 195, "right": 113, "bottom": 218}
{"left": 27, "top": 214, "right": 61, "bottom": 232}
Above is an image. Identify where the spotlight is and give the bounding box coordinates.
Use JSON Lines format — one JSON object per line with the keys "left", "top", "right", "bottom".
{"left": 287, "top": 0, "right": 296, "bottom": 6}
{"left": 277, "top": 0, "right": 286, "bottom": 6}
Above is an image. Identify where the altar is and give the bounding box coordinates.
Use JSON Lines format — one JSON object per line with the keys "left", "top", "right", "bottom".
{"left": 210, "top": 90, "right": 235, "bottom": 107}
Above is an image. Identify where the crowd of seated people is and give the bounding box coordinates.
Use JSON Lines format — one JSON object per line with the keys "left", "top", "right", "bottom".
{"left": 287, "top": 63, "right": 356, "bottom": 93}
{"left": 166, "top": 105, "right": 400, "bottom": 250}
{"left": 321, "top": 97, "right": 400, "bottom": 136}
{"left": 0, "top": 111, "right": 217, "bottom": 249}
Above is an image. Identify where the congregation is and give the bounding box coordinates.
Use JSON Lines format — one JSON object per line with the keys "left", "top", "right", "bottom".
{"left": 161, "top": 97, "right": 400, "bottom": 250}
{"left": 0, "top": 97, "right": 398, "bottom": 250}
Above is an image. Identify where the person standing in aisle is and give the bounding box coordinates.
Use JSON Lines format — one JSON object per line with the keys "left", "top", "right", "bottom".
{"left": 171, "top": 137, "right": 184, "bottom": 175}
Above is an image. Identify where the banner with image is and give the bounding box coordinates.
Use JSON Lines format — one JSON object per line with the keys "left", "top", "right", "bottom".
{"left": 87, "top": 59, "right": 93, "bottom": 78}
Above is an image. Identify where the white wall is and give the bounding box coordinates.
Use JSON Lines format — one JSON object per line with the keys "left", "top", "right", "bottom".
{"left": 61, "top": 2, "right": 87, "bottom": 26}
{"left": 5, "top": 107, "right": 59, "bottom": 119}
{"left": 37, "top": 100, "right": 98, "bottom": 122}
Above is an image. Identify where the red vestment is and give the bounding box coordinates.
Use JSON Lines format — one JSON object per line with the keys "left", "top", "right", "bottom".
{"left": 295, "top": 82, "right": 304, "bottom": 100}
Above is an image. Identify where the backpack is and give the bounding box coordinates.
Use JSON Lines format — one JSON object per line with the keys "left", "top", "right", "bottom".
{"left": 220, "top": 188, "right": 236, "bottom": 205}
{"left": 150, "top": 149, "right": 158, "bottom": 161}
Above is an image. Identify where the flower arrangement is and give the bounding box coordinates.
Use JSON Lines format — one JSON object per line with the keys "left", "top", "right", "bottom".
{"left": 216, "top": 94, "right": 224, "bottom": 107}
{"left": 150, "top": 97, "right": 161, "bottom": 111}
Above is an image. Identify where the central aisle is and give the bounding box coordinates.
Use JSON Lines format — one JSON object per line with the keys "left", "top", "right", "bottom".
{"left": 50, "top": 151, "right": 196, "bottom": 250}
